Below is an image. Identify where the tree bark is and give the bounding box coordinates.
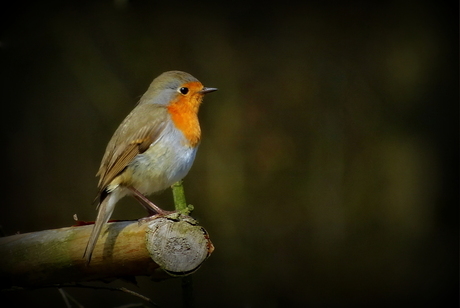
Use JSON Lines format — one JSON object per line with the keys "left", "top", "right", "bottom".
{"left": 0, "top": 214, "right": 214, "bottom": 289}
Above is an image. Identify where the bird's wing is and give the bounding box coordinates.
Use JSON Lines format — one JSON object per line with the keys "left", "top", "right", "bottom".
{"left": 96, "top": 104, "right": 168, "bottom": 199}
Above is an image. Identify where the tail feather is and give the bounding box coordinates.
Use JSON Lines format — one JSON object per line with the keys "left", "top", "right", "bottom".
{"left": 83, "top": 193, "right": 118, "bottom": 263}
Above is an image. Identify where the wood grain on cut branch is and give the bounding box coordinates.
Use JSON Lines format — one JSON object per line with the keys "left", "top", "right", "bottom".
{"left": 0, "top": 214, "right": 214, "bottom": 289}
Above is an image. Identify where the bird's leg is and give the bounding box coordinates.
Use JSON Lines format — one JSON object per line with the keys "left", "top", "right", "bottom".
{"left": 128, "top": 186, "right": 175, "bottom": 218}
{"left": 132, "top": 194, "right": 159, "bottom": 216}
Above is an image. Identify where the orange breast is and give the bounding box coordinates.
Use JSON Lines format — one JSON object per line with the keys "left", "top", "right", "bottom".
{"left": 167, "top": 83, "right": 203, "bottom": 147}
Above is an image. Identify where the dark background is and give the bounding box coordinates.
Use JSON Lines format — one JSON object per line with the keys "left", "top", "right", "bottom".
{"left": 1, "top": 1, "right": 458, "bottom": 307}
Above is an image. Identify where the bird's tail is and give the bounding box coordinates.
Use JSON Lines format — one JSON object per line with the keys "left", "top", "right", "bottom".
{"left": 83, "top": 193, "right": 118, "bottom": 263}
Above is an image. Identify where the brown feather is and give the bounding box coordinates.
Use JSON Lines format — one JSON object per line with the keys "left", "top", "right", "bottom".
{"left": 95, "top": 104, "right": 168, "bottom": 199}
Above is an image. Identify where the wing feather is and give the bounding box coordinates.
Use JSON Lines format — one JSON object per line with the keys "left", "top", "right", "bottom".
{"left": 95, "top": 105, "right": 168, "bottom": 199}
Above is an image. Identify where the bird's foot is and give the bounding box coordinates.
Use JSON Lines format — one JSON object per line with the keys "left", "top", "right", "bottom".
{"left": 137, "top": 210, "right": 179, "bottom": 225}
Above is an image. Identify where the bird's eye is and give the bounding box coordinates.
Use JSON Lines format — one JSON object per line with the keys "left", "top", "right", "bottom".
{"left": 179, "top": 87, "right": 189, "bottom": 95}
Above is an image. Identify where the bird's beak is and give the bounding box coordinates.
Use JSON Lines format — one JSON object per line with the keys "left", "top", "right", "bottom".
{"left": 200, "top": 87, "right": 218, "bottom": 94}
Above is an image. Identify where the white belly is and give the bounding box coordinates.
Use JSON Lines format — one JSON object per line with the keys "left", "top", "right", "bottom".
{"left": 127, "top": 125, "right": 198, "bottom": 195}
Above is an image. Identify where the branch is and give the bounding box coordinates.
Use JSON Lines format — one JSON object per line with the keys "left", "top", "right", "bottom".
{"left": 171, "top": 180, "right": 193, "bottom": 214}
{"left": 0, "top": 214, "right": 214, "bottom": 289}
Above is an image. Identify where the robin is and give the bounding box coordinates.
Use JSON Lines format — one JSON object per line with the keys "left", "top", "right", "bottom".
{"left": 84, "top": 70, "right": 217, "bottom": 262}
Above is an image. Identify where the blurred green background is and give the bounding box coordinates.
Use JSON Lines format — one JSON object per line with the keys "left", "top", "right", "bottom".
{"left": 1, "top": 1, "right": 457, "bottom": 307}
